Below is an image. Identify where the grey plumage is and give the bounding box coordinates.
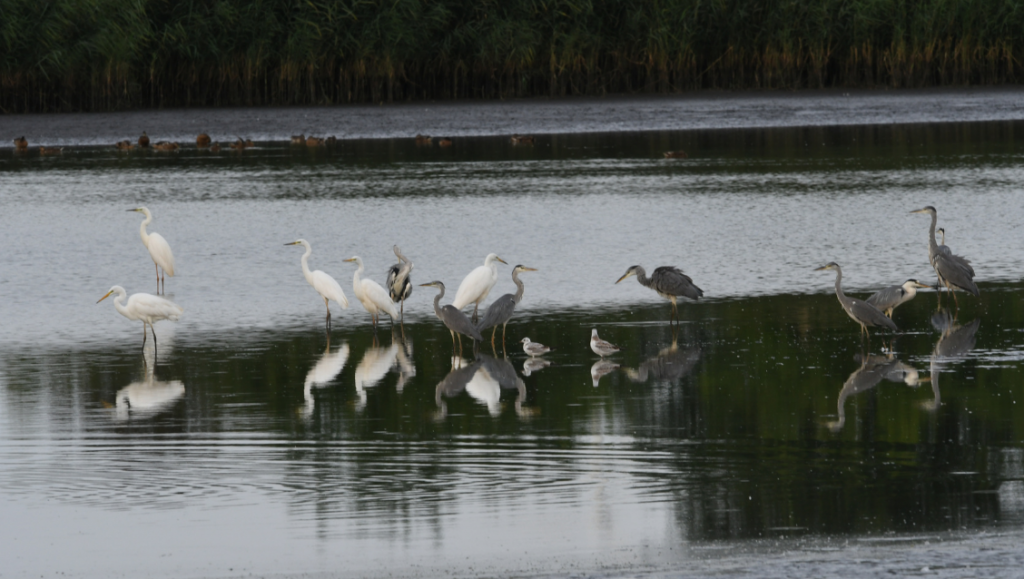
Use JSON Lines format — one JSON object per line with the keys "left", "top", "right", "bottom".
{"left": 616, "top": 265, "right": 703, "bottom": 322}
{"left": 476, "top": 265, "right": 537, "bottom": 349}
{"left": 420, "top": 281, "right": 482, "bottom": 357}
{"left": 386, "top": 245, "right": 413, "bottom": 321}
{"left": 816, "top": 262, "right": 898, "bottom": 337}
{"left": 865, "top": 279, "right": 931, "bottom": 318}
{"left": 911, "top": 206, "right": 979, "bottom": 303}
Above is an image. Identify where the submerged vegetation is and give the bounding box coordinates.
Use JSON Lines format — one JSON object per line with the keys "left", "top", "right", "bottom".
{"left": 2, "top": 0, "right": 1024, "bottom": 112}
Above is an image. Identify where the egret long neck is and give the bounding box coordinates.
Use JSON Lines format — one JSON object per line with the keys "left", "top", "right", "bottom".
{"left": 352, "top": 259, "right": 364, "bottom": 289}
{"left": 138, "top": 211, "right": 153, "bottom": 247}
{"left": 512, "top": 270, "right": 526, "bottom": 304}
{"left": 113, "top": 290, "right": 131, "bottom": 320}
{"left": 300, "top": 244, "right": 314, "bottom": 285}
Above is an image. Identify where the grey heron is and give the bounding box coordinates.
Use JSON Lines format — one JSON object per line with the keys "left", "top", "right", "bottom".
{"left": 385, "top": 245, "right": 413, "bottom": 322}
{"left": 911, "top": 206, "right": 978, "bottom": 307}
{"left": 453, "top": 253, "right": 508, "bottom": 322}
{"left": 520, "top": 337, "right": 551, "bottom": 357}
{"left": 815, "top": 263, "right": 897, "bottom": 338}
{"left": 616, "top": 265, "right": 703, "bottom": 323}
{"left": 590, "top": 329, "right": 622, "bottom": 357}
{"left": 476, "top": 265, "right": 537, "bottom": 350}
{"left": 865, "top": 279, "right": 933, "bottom": 318}
{"left": 420, "top": 281, "right": 483, "bottom": 357}
{"left": 623, "top": 339, "right": 701, "bottom": 384}
{"left": 827, "top": 354, "right": 899, "bottom": 432}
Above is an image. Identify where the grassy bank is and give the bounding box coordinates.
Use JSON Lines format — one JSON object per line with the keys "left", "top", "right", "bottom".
{"left": 2, "top": 0, "right": 1023, "bottom": 113}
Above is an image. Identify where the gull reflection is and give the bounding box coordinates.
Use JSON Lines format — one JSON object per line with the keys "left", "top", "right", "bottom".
{"left": 522, "top": 357, "right": 551, "bottom": 376}
{"left": 354, "top": 340, "right": 400, "bottom": 411}
{"left": 623, "top": 339, "right": 701, "bottom": 385}
{"left": 925, "top": 309, "right": 981, "bottom": 411}
{"left": 115, "top": 370, "right": 185, "bottom": 421}
{"left": 301, "top": 340, "right": 350, "bottom": 420}
{"left": 827, "top": 352, "right": 927, "bottom": 433}
{"left": 590, "top": 359, "right": 620, "bottom": 387}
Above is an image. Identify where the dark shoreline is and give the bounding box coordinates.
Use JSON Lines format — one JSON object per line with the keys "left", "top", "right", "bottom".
{"left": 5, "top": 87, "right": 1024, "bottom": 148}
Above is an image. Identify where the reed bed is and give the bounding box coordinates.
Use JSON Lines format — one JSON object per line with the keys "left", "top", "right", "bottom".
{"left": 2, "top": 0, "right": 1023, "bottom": 113}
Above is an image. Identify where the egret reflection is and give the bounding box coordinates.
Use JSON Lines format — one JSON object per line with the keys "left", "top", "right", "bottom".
{"left": 301, "top": 340, "right": 350, "bottom": 420}
{"left": 114, "top": 370, "right": 185, "bottom": 421}
{"left": 434, "top": 354, "right": 533, "bottom": 418}
{"left": 354, "top": 339, "right": 400, "bottom": 411}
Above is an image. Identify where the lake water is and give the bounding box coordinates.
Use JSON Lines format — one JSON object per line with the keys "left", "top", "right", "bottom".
{"left": 2, "top": 93, "right": 1024, "bottom": 577}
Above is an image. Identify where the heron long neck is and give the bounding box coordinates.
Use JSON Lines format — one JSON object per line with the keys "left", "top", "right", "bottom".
{"left": 512, "top": 270, "right": 526, "bottom": 304}
{"left": 432, "top": 286, "right": 445, "bottom": 319}
{"left": 634, "top": 267, "right": 651, "bottom": 288}
{"left": 833, "top": 267, "right": 847, "bottom": 302}
{"left": 926, "top": 211, "right": 939, "bottom": 259}
{"left": 300, "top": 244, "right": 314, "bottom": 285}
{"left": 139, "top": 212, "right": 153, "bottom": 247}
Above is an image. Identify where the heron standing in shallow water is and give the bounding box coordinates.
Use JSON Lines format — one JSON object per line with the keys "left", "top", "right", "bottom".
{"left": 816, "top": 262, "right": 897, "bottom": 339}
{"left": 386, "top": 245, "right": 413, "bottom": 322}
{"left": 421, "top": 281, "right": 483, "bottom": 358}
{"left": 476, "top": 265, "right": 537, "bottom": 350}
{"left": 911, "top": 206, "right": 978, "bottom": 308}
{"left": 616, "top": 265, "right": 703, "bottom": 323}
{"left": 866, "top": 279, "right": 934, "bottom": 318}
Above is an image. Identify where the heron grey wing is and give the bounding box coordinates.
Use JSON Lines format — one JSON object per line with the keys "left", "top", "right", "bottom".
{"left": 935, "top": 318, "right": 981, "bottom": 357}
{"left": 651, "top": 266, "right": 704, "bottom": 299}
{"left": 442, "top": 305, "right": 484, "bottom": 341}
{"left": 850, "top": 299, "right": 898, "bottom": 331}
{"left": 934, "top": 253, "right": 979, "bottom": 295}
{"left": 386, "top": 263, "right": 401, "bottom": 300}
{"left": 476, "top": 294, "right": 516, "bottom": 331}
{"left": 946, "top": 252, "right": 975, "bottom": 277}
{"left": 865, "top": 285, "right": 903, "bottom": 311}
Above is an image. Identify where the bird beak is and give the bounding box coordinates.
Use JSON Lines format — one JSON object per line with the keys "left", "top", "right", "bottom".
{"left": 615, "top": 272, "right": 633, "bottom": 284}
{"left": 495, "top": 256, "right": 508, "bottom": 265}
{"left": 97, "top": 290, "right": 113, "bottom": 303}
{"left": 521, "top": 267, "right": 538, "bottom": 272}
{"left": 343, "top": 258, "right": 356, "bottom": 263}
{"left": 918, "top": 377, "right": 932, "bottom": 383}
{"left": 284, "top": 241, "right": 298, "bottom": 246}
{"left": 126, "top": 208, "right": 138, "bottom": 212}
{"left": 813, "top": 265, "right": 829, "bottom": 271}
{"left": 418, "top": 282, "right": 434, "bottom": 288}
{"left": 910, "top": 208, "right": 927, "bottom": 214}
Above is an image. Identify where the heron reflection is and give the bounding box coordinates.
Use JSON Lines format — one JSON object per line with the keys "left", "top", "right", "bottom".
{"left": 623, "top": 338, "right": 701, "bottom": 385}
{"left": 301, "top": 340, "right": 350, "bottom": 420}
{"left": 434, "top": 354, "right": 534, "bottom": 418}
{"left": 827, "top": 353, "right": 927, "bottom": 433}
{"left": 924, "top": 309, "right": 981, "bottom": 411}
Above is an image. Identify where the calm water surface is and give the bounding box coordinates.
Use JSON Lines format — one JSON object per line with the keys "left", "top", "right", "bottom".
{"left": 2, "top": 114, "right": 1024, "bottom": 577}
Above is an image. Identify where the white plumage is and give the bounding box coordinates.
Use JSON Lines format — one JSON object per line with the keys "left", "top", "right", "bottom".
{"left": 452, "top": 253, "right": 508, "bottom": 320}
{"left": 98, "top": 285, "right": 183, "bottom": 350}
{"left": 131, "top": 207, "right": 176, "bottom": 293}
{"left": 345, "top": 256, "right": 398, "bottom": 330}
{"left": 287, "top": 239, "right": 348, "bottom": 326}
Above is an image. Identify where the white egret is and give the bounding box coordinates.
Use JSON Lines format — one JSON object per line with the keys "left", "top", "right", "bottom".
{"left": 452, "top": 253, "right": 508, "bottom": 322}
{"left": 130, "top": 207, "right": 176, "bottom": 294}
{"left": 286, "top": 239, "right": 349, "bottom": 329}
{"left": 97, "top": 286, "right": 183, "bottom": 352}
{"left": 115, "top": 375, "right": 186, "bottom": 421}
{"left": 344, "top": 256, "right": 398, "bottom": 332}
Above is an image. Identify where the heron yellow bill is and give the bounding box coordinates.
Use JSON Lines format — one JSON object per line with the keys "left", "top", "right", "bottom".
{"left": 615, "top": 271, "right": 635, "bottom": 284}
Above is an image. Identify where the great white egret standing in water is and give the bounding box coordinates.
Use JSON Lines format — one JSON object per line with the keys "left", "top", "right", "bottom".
{"left": 97, "top": 286, "right": 183, "bottom": 354}
{"left": 453, "top": 253, "right": 508, "bottom": 322}
{"left": 130, "top": 207, "right": 175, "bottom": 294}
{"left": 286, "top": 240, "right": 349, "bottom": 329}
{"left": 344, "top": 256, "right": 398, "bottom": 333}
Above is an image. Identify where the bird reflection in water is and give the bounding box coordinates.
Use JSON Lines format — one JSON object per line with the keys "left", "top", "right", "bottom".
{"left": 301, "top": 338, "right": 350, "bottom": 420}
{"left": 522, "top": 357, "right": 551, "bottom": 376}
{"left": 590, "top": 359, "right": 620, "bottom": 387}
{"left": 114, "top": 365, "right": 185, "bottom": 422}
{"left": 827, "top": 352, "right": 929, "bottom": 432}
{"left": 393, "top": 333, "right": 416, "bottom": 393}
{"left": 623, "top": 338, "right": 701, "bottom": 385}
{"left": 434, "top": 354, "right": 534, "bottom": 419}
{"left": 925, "top": 309, "right": 981, "bottom": 411}
{"left": 354, "top": 336, "right": 401, "bottom": 411}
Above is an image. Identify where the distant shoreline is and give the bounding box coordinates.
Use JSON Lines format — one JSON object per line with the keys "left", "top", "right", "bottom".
{"left": 5, "top": 87, "right": 1024, "bottom": 149}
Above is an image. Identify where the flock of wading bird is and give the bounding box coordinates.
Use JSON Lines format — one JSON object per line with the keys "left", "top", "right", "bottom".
{"left": 98, "top": 201, "right": 978, "bottom": 368}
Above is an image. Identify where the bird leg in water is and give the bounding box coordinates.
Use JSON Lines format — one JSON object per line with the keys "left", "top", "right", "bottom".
{"left": 490, "top": 327, "right": 498, "bottom": 350}
{"left": 142, "top": 323, "right": 148, "bottom": 350}
{"left": 450, "top": 330, "right": 457, "bottom": 355}
{"left": 472, "top": 303, "right": 479, "bottom": 324}
{"left": 501, "top": 323, "right": 508, "bottom": 353}
{"left": 456, "top": 333, "right": 464, "bottom": 357}
{"left": 324, "top": 297, "right": 332, "bottom": 331}
{"left": 155, "top": 263, "right": 161, "bottom": 294}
